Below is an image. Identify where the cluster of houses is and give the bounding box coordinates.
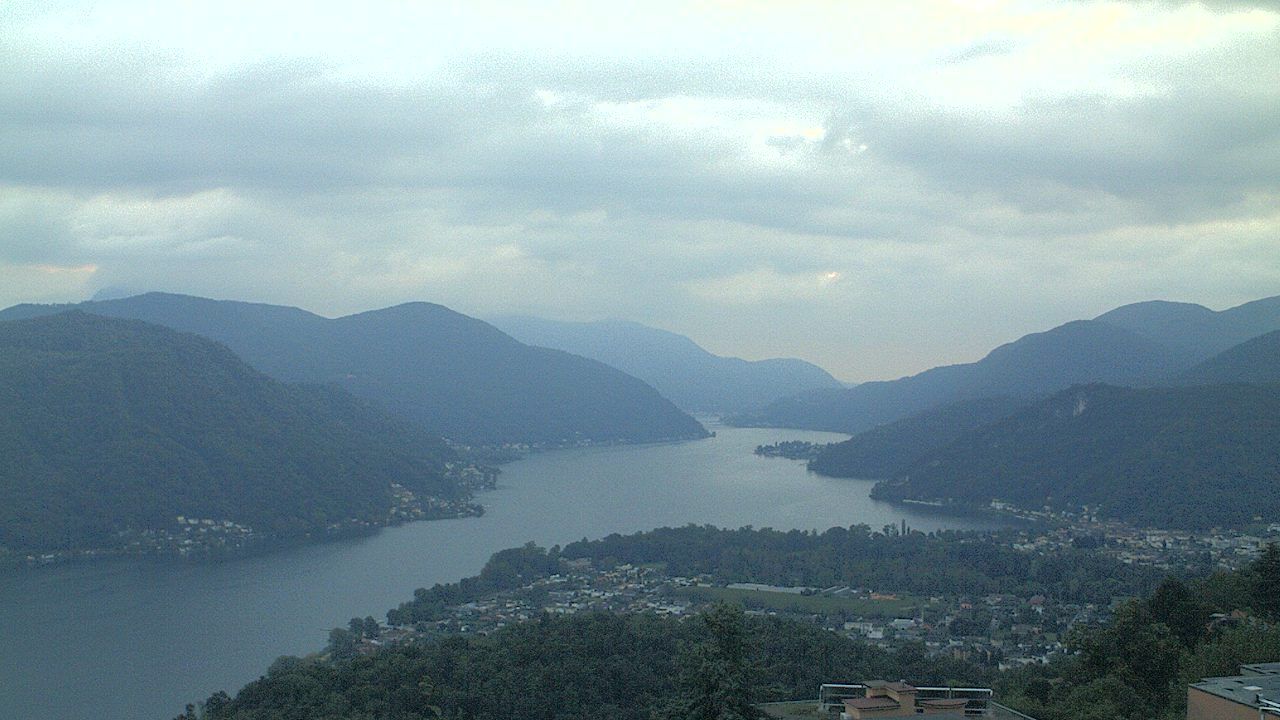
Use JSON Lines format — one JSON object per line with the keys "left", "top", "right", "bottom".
{"left": 1006, "top": 514, "right": 1279, "bottom": 571}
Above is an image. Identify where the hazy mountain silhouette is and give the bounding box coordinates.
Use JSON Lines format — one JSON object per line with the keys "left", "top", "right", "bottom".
{"left": 736, "top": 293, "right": 1280, "bottom": 434}
{"left": 1096, "top": 295, "right": 1280, "bottom": 356}
{"left": 734, "top": 319, "right": 1194, "bottom": 433}
{"left": 489, "top": 315, "right": 842, "bottom": 413}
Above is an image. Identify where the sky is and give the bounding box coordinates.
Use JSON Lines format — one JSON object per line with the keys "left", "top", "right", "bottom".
{"left": 2, "top": 0, "right": 1279, "bottom": 382}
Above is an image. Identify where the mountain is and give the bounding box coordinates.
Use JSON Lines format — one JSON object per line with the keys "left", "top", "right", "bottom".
{"left": 1176, "top": 330, "right": 1280, "bottom": 386}
{"left": 871, "top": 383, "right": 1280, "bottom": 529}
{"left": 733, "top": 319, "right": 1194, "bottom": 434}
{"left": 1096, "top": 295, "right": 1280, "bottom": 356}
{"left": 0, "top": 311, "right": 460, "bottom": 553}
{"left": 0, "top": 293, "right": 708, "bottom": 445}
{"left": 807, "top": 396, "right": 1029, "bottom": 479}
{"left": 733, "top": 293, "right": 1280, "bottom": 434}
{"left": 487, "top": 315, "right": 843, "bottom": 413}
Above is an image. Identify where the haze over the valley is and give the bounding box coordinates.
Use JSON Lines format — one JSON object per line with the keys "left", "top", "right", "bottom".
{"left": 3, "top": 0, "right": 1279, "bottom": 381}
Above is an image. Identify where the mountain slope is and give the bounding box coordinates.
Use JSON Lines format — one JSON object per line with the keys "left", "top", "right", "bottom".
{"left": 1095, "top": 294, "right": 1280, "bottom": 356}
{"left": 1176, "top": 330, "right": 1280, "bottom": 386}
{"left": 871, "top": 383, "right": 1280, "bottom": 529}
{"left": 488, "top": 315, "right": 842, "bottom": 413}
{"left": 0, "top": 312, "right": 459, "bottom": 553}
{"left": 807, "top": 396, "right": 1029, "bottom": 479}
{"left": 734, "top": 320, "right": 1193, "bottom": 434}
{"left": 0, "top": 294, "right": 708, "bottom": 445}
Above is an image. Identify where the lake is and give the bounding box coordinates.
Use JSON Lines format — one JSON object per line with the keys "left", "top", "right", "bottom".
{"left": 0, "top": 424, "right": 1003, "bottom": 720}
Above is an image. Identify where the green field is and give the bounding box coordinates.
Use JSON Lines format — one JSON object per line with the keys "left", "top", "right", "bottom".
{"left": 671, "top": 585, "right": 923, "bottom": 617}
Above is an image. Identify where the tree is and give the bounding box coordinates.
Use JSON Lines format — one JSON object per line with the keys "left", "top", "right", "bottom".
{"left": 328, "top": 627, "right": 358, "bottom": 659}
{"left": 1250, "top": 543, "right": 1280, "bottom": 621}
{"left": 664, "top": 603, "right": 761, "bottom": 720}
{"left": 1146, "top": 578, "right": 1208, "bottom": 648}
{"left": 1067, "top": 601, "right": 1184, "bottom": 712}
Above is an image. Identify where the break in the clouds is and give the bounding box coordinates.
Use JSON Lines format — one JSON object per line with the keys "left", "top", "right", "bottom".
{"left": 2, "top": 0, "right": 1279, "bottom": 381}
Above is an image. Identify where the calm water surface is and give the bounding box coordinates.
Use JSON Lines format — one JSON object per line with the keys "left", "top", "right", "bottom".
{"left": 0, "top": 424, "right": 1002, "bottom": 720}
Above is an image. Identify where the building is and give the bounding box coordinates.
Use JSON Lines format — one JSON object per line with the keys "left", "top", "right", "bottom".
{"left": 803, "top": 681, "right": 1035, "bottom": 719}
{"left": 1187, "top": 663, "right": 1280, "bottom": 719}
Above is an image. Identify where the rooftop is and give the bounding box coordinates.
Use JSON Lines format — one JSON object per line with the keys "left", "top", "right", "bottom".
{"left": 1191, "top": 673, "right": 1280, "bottom": 709}
{"left": 762, "top": 701, "right": 1034, "bottom": 720}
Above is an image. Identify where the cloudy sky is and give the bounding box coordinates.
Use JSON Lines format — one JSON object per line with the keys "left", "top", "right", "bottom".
{"left": 2, "top": 0, "right": 1279, "bottom": 381}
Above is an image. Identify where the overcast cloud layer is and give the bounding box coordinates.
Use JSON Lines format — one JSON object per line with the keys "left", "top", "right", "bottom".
{"left": 2, "top": 0, "right": 1279, "bottom": 381}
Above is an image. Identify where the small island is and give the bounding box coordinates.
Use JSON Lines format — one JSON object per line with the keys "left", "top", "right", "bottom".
{"left": 754, "top": 440, "right": 828, "bottom": 461}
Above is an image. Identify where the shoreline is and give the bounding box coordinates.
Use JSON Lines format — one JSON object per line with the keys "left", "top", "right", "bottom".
{"left": 0, "top": 431, "right": 716, "bottom": 572}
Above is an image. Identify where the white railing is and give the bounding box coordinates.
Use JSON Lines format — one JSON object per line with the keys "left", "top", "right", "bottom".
{"left": 817, "top": 683, "right": 994, "bottom": 713}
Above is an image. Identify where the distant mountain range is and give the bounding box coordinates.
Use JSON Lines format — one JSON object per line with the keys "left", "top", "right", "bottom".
{"left": 0, "top": 293, "right": 709, "bottom": 445}
{"left": 0, "top": 312, "right": 461, "bottom": 553}
{"left": 1095, "top": 295, "right": 1280, "bottom": 357}
{"left": 488, "top": 315, "right": 843, "bottom": 413}
{"left": 735, "top": 294, "right": 1280, "bottom": 434}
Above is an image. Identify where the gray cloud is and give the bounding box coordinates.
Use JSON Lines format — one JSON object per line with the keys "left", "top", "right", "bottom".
{"left": 2, "top": 3, "right": 1279, "bottom": 381}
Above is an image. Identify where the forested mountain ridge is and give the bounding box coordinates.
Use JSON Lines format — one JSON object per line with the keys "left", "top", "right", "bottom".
{"left": 0, "top": 293, "right": 709, "bottom": 445}
{"left": 488, "top": 315, "right": 843, "bottom": 413}
{"left": 0, "top": 311, "right": 462, "bottom": 553}
{"left": 809, "top": 319, "right": 1280, "bottom": 491}
{"left": 807, "top": 396, "right": 1029, "bottom": 479}
{"left": 870, "top": 382, "right": 1280, "bottom": 529}
{"left": 1175, "top": 329, "right": 1280, "bottom": 386}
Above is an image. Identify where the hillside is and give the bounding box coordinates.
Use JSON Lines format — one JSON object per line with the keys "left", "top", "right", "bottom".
{"left": 733, "top": 319, "right": 1193, "bottom": 434}
{"left": 0, "top": 312, "right": 460, "bottom": 553}
{"left": 0, "top": 294, "right": 709, "bottom": 445}
{"left": 1096, "top": 294, "right": 1280, "bottom": 356}
{"left": 488, "top": 315, "right": 842, "bottom": 413}
{"left": 871, "top": 383, "right": 1280, "bottom": 529}
{"left": 1176, "top": 330, "right": 1280, "bottom": 386}
{"left": 807, "top": 396, "right": 1028, "bottom": 479}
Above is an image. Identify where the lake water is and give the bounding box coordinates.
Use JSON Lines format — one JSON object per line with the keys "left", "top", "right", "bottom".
{"left": 0, "top": 424, "right": 1003, "bottom": 720}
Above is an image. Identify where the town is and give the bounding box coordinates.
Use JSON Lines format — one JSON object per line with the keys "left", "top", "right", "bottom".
{"left": 352, "top": 517, "right": 1279, "bottom": 674}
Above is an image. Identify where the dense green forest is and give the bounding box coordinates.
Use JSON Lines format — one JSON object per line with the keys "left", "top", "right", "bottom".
{"left": 0, "top": 312, "right": 458, "bottom": 552}
{"left": 0, "top": 293, "right": 709, "bottom": 445}
{"left": 187, "top": 606, "right": 986, "bottom": 720}
{"left": 386, "top": 526, "right": 1167, "bottom": 627}
{"left": 872, "top": 383, "right": 1280, "bottom": 529}
{"left": 808, "top": 396, "right": 1027, "bottom": 478}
